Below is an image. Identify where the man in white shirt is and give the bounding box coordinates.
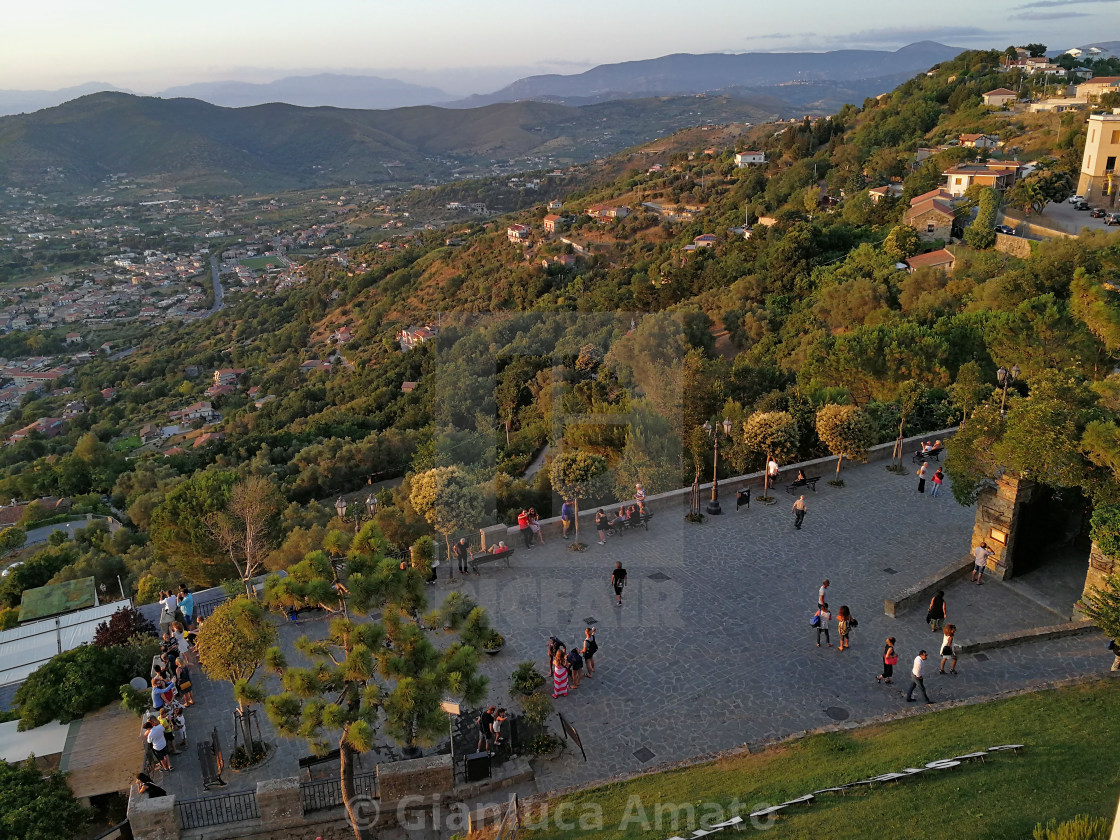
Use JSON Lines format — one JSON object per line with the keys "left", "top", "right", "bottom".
{"left": 143, "top": 718, "right": 172, "bottom": 771}
{"left": 971, "top": 543, "right": 994, "bottom": 585}
{"left": 766, "top": 458, "right": 779, "bottom": 490}
{"left": 906, "top": 650, "right": 931, "bottom": 704}
{"left": 158, "top": 590, "right": 178, "bottom": 633}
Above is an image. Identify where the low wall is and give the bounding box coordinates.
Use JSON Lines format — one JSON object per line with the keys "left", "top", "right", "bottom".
{"left": 494, "top": 427, "right": 959, "bottom": 544}
{"left": 884, "top": 556, "right": 973, "bottom": 618}
{"left": 377, "top": 754, "right": 453, "bottom": 802}
{"left": 957, "top": 619, "right": 1097, "bottom": 654}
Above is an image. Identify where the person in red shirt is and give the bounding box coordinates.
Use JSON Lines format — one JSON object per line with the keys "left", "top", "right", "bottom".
{"left": 517, "top": 509, "right": 532, "bottom": 549}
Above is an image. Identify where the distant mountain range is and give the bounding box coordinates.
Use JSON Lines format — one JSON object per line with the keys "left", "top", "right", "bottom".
{"left": 449, "top": 42, "right": 965, "bottom": 106}
{"left": 159, "top": 74, "right": 450, "bottom": 110}
{"left": 0, "top": 42, "right": 964, "bottom": 117}
{"left": 0, "top": 92, "right": 784, "bottom": 196}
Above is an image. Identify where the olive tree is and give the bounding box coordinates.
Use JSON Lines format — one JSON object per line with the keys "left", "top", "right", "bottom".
{"left": 741, "top": 411, "right": 799, "bottom": 495}
{"left": 196, "top": 596, "right": 277, "bottom": 718}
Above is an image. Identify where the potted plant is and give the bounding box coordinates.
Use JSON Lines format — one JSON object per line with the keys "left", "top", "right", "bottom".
{"left": 521, "top": 693, "right": 562, "bottom": 759}
{"left": 481, "top": 629, "right": 505, "bottom": 655}
{"left": 509, "top": 661, "right": 546, "bottom": 697}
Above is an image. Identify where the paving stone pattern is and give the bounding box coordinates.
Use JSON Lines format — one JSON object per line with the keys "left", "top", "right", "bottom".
{"left": 160, "top": 460, "right": 1111, "bottom": 799}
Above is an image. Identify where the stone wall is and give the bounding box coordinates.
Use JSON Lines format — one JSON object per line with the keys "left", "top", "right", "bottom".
{"left": 970, "top": 476, "right": 1034, "bottom": 580}
{"left": 377, "top": 754, "right": 453, "bottom": 802}
{"left": 1084, "top": 541, "right": 1118, "bottom": 599}
{"left": 994, "top": 232, "right": 1033, "bottom": 258}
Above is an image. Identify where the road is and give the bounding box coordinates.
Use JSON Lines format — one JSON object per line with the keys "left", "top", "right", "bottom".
{"left": 209, "top": 254, "right": 224, "bottom": 313}
{"left": 23, "top": 515, "right": 114, "bottom": 546}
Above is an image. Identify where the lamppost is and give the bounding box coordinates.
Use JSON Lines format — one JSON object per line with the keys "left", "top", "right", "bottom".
{"left": 335, "top": 494, "right": 379, "bottom": 534}
{"left": 703, "top": 418, "right": 734, "bottom": 515}
{"left": 997, "top": 364, "right": 1020, "bottom": 417}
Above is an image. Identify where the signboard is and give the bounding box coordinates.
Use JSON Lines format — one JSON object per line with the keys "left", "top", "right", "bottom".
{"left": 557, "top": 712, "right": 587, "bottom": 762}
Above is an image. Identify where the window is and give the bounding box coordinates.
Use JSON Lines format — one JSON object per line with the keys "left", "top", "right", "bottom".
{"left": 927, "top": 223, "right": 936, "bottom": 233}
{"left": 1112, "top": 131, "right": 1120, "bottom": 145}
{"left": 1108, "top": 156, "right": 1117, "bottom": 172}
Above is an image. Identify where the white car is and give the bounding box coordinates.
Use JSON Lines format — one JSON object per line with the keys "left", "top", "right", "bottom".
{"left": 1068, "top": 194, "right": 1084, "bottom": 204}
{"left": 1, "top": 561, "right": 23, "bottom": 577}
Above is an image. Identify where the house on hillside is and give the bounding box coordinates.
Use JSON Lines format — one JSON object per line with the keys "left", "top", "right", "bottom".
{"left": 1076, "top": 76, "right": 1120, "bottom": 102}
{"left": 64, "top": 332, "right": 82, "bottom": 345}
{"left": 212, "top": 368, "right": 245, "bottom": 387}
{"left": 507, "top": 224, "right": 531, "bottom": 243}
{"left": 397, "top": 324, "right": 438, "bottom": 351}
{"left": 959, "top": 133, "right": 999, "bottom": 149}
{"left": 692, "top": 234, "right": 717, "bottom": 248}
{"left": 169, "top": 401, "right": 218, "bottom": 423}
{"left": 734, "top": 151, "right": 766, "bottom": 166}
{"left": 542, "top": 254, "right": 578, "bottom": 270}
{"left": 585, "top": 203, "right": 629, "bottom": 222}
{"left": 982, "top": 88, "right": 1018, "bottom": 107}
{"left": 9, "top": 417, "right": 66, "bottom": 442}
{"left": 330, "top": 326, "right": 353, "bottom": 344}
{"left": 905, "top": 198, "right": 956, "bottom": 242}
{"left": 867, "top": 185, "right": 903, "bottom": 203}
{"left": 547, "top": 200, "right": 563, "bottom": 211}
{"left": 906, "top": 249, "right": 957, "bottom": 274}
{"left": 542, "top": 214, "right": 565, "bottom": 234}
{"left": 300, "top": 359, "right": 333, "bottom": 375}
{"left": 139, "top": 424, "right": 161, "bottom": 445}
{"left": 942, "top": 162, "right": 1022, "bottom": 197}
{"left": 1077, "top": 113, "right": 1120, "bottom": 205}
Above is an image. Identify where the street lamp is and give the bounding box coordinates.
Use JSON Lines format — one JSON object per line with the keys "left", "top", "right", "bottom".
{"left": 703, "top": 418, "right": 734, "bottom": 515}
{"left": 335, "top": 495, "right": 378, "bottom": 534}
{"left": 996, "top": 364, "right": 1020, "bottom": 417}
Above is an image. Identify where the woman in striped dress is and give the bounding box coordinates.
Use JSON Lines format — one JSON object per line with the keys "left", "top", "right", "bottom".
{"left": 552, "top": 650, "right": 569, "bottom": 699}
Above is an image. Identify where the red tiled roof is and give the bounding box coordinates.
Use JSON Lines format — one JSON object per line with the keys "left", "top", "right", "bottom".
{"left": 907, "top": 249, "right": 956, "bottom": 269}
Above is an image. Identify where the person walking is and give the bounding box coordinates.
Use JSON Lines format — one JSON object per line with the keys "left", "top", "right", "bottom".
{"left": 814, "top": 602, "right": 832, "bottom": 647}
{"left": 595, "top": 509, "right": 608, "bottom": 545}
{"left": 767, "top": 457, "right": 779, "bottom": 491}
{"left": 610, "top": 561, "right": 627, "bottom": 606}
{"left": 906, "top": 650, "right": 931, "bottom": 704}
{"left": 819, "top": 579, "right": 830, "bottom": 606}
{"left": 939, "top": 624, "right": 959, "bottom": 675}
{"left": 971, "top": 542, "right": 994, "bottom": 584}
{"left": 517, "top": 509, "right": 533, "bottom": 550}
{"left": 930, "top": 467, "right": 944, "bottom": 498}
{"left": 927, "top": 590, "right": 947, "bottom": 633}
{"left": 560, "top": 499, "right": 575, "bottom": 539}
{"left": 878, "top": 637, "right": 897, "bottom": 684}
{"left": 916, "top": 461, "right": 928, "bottom": 493}
{"left": 566, "top": 644, "right": 584, "bottom": 689}
{"left": 452, "top": 537, "right": 471, "bottom": 575}
{"left": 836, "top": 605, "right": 852, "bottom": 652}
{"left": 792, "top": 495, "right": 807, "bottom": 529}
{"left": 529, "top": 508, "right": 545, "bottom": 545}
{"left": 175, "top": 656, "right": 194, "bottom": 706}
{"left": 551, "top": 650, "right": 569, "bottom": 699}
{"left": 582, "top": 627, "right": 597, "bottom": 678}
{"left": 477, "top": 705, "right": 496, "bottom": 752}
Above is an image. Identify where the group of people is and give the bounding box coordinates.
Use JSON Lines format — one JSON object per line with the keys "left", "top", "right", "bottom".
{"left": 516, "top": 508, "right": 546, "bottom": 549}
{"left": 475, "top": 705, "right": 510, "bottom": 753}
{"left": 915, "top": 462, "right": 945, "bottom": 496}
{"left": 547, "top": 628, "right": 598, "bottom": 699}
{"left": 140, "top": 584, "right": 201, "bottom": 790}
{"left": 811, "top": 580, "right": 856, "bottom": 650}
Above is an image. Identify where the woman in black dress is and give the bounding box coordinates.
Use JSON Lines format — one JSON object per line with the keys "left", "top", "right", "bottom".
{"left": 877, "top": 637, "right": 897, "bottom": 684}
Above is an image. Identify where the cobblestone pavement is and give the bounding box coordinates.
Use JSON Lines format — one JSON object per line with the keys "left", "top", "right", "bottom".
{"left": 161, "top": 458, "right": 1111, "bottom": 799}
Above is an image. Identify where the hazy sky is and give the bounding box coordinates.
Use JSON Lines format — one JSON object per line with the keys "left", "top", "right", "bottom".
{"left": 3, "top": 0, "right": 1117, "bottom": 93}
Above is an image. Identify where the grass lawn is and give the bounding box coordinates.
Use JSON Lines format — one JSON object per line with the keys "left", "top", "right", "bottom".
{"left": 523, "top": 679, "right": 1120, "bottom": 839}
{"left": 239, "top": 255, "right": 286, "bottom": 270}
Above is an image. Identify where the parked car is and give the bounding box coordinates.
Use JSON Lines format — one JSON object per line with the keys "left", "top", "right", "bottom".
{"left": 1090, "top": 208, "right": 1107, "bottom": 218}
{"left": 994, "top": 224, "right": 1016, "bottom": 235}
{"left": 1105, "top": 213, "right": 1120, "bottom": 226}
{"left": 1074, "top": 201, "right": 1091, "bottom": 211}
{"left": 1069, "top": 194, "right": 1085, "bottom": 204}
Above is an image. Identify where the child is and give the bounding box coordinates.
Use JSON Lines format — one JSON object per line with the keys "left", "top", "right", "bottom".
{"left": 492, "top": 708, "right": 508, "bottom": 747}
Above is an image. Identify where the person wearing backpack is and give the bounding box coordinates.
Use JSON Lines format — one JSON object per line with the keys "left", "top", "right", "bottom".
{"left": 813, "top": 602, "right": 832, "bottom": 647}
{"left": 582, "top": 627, "right": 598, "bottom": 677}
{"left": 566, "top": 645, "right": 584, "bottom": 689}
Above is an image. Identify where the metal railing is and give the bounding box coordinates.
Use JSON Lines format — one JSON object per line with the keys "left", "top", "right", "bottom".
{"left": 177, "top": 789, "right": 259, "bottom": 829}
{"left": 299, "top": 772, "right": 378, "bottom": 813}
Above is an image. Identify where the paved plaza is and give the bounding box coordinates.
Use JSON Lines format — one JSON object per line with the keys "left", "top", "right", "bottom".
{"left": 160, "top": 457, "right": 1113, "bottom": 802}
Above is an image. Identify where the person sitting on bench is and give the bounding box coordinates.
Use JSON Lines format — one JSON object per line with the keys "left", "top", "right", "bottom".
{"left": 489, "top": 540, "right": 508, "bottom": 554}
{"left": 610, "top": 506, "right": 629, "bottom": 527}
{"left": 796, "top": 469, "right": 806, "bottom": 481}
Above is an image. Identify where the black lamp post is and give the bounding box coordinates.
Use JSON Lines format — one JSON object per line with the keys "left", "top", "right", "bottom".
{"left": 703, "top": 418, "right": 734, "bottom": 515}
{"left": 996, "top": 364, "right": 1020, "bottom": 417}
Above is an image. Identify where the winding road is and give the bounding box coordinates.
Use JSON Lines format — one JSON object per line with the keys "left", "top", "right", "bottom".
{"left": 209, "top": 254, "right": 224, "bottom": 313}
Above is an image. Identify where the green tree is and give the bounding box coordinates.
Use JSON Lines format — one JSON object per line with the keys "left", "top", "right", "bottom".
{"left": 741, "top": 411, "right": 799, "bottom": 491}
{"left": 149, "top": 470, "right": 236, "bottom": 585}
{"left": 964, "top": 187, "right": 999, "bottom": 249}
{"left": 550, "top": 450, "right": 611, "bottom": 539}
{"left": 815, "top": 404, "right": 876, "bottom": 477}
{"left": 883, "top": 225, "right": 921, "bottom": 262}
{"left": 408, "top": 467, "right": 484, "bottom": 570}
{"left": 948, "top": 361, "right": 991, "bottom": 428}
{"left": 196, "top": 596, "right": 277, "bottom": 713}
{"left": 0, "top": 758, "right": 91, "bottom": 840}
{"left": 0, "top": 526, "right": 25, "bottom": 554}
{"left": 892, "top": 380, "right": 926, "bottom": 467}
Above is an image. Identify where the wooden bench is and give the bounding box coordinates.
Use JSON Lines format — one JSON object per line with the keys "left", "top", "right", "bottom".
{"left": 785, "top": 476, "right": 820, "bottom": 494}
{"left": 912, "top": 446, "right": 943, "bottom": 463}
{"left": 470, "top": 548, "right": 514, "bottom": 572}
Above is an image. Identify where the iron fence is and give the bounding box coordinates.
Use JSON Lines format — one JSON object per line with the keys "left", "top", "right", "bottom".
{"left": 177, "top": 789, "right": 259, "bottom": 829}
{"left": 299, "top": 772, "right": 378, "bottom": 813}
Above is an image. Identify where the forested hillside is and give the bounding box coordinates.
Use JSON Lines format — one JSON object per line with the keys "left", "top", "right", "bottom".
{"left": 4, "top": 47, "right": 1120, "bottom": 620}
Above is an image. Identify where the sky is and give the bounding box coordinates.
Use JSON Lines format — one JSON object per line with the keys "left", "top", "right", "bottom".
{"left": 3, "top": 0, "right": 1118, "bottom": 94}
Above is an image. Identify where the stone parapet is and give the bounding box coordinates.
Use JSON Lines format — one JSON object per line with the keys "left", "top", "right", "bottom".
{"left": 127, "top": 789, "right": 179, "bottom": 840}
{"left": 884, "top": 556, "right": 973, "bottom": 617}
{"left": 377, "top": 754, "right": 453, "bottom": 802}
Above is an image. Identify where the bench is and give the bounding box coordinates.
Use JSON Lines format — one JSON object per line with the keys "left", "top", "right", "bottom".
{"left": 912, "top": 446, "right": 943, "bottom": 463}
{"left": 785, "top": 476, "right": 820, "bottom": 494}
{"left": 469, "top": 548, "right": 514, "bottom": 572}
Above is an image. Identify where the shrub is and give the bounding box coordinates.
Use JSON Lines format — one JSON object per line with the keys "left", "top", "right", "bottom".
{"left": 509, "top": 661, "right": 546, "bottom": 697}
{"left": 93, "top": 606, "right": 157, "bottom": 647}
{"left": 1033, "top": 815, "right": 1110, "bottom": 840}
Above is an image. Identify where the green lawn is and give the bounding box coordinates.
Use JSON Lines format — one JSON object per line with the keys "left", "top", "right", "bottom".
{"left": 239, "top": 255, "right": 287, "bottom": 270}
{"left": 524, "top": 680, "right": 1120, "bottom": 839}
